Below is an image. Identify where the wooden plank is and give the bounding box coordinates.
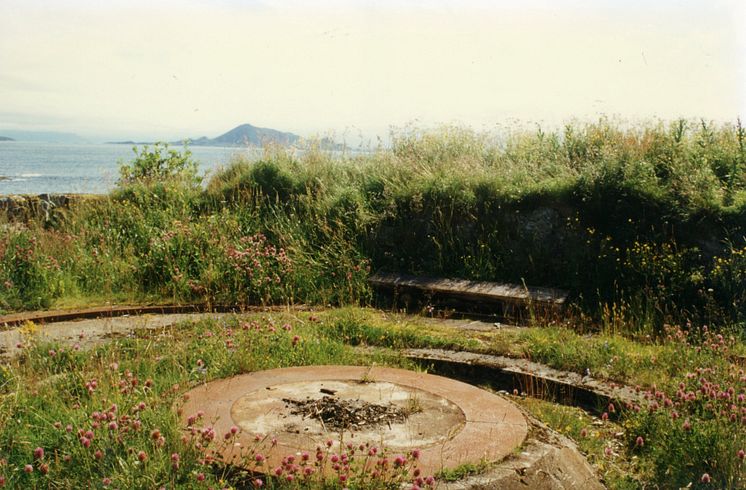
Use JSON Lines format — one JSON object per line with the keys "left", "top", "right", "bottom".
{"left": 368, "top": 272, "right": 568, "bottom": 306}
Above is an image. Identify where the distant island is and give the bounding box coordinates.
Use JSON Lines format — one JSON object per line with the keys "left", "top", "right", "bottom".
{"left": 0, "top": 130, "right": 85, "bottom": 143}
{"left": 191, "top": 123, "right": 300, "bottom": 147}
{"left": 108, "top": 122, "right": 340, "bottom": 149}
{"left": 109, "top": 123, "right": 341, "bottom": 150}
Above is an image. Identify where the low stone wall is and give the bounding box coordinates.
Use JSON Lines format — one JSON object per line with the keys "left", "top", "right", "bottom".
{"left": 0, "top": 194, "right": 102, "bottom": 223}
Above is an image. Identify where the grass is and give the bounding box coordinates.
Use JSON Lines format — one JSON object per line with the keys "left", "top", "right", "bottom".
{"left": 317, "top": 307, "right": 481, "bottom": 351}
{"left": 435, "top": 460, "right": 491, "bottom": 482}
{"left": 307, "top": 308, "right": 746, "bottom": 394}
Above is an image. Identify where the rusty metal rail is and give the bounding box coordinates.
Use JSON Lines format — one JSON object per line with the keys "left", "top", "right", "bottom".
{"left": 0, "top": 304, "right": 303, "bottom": 329}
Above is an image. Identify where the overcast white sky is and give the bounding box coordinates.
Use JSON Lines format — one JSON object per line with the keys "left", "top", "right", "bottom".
{"left": 1, "top": 0, "right": 744, "bottom": 143}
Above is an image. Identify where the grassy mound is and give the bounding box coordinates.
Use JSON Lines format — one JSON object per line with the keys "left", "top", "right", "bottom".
{"left": 1, "top": 119, "right": 744, "bottom": 334}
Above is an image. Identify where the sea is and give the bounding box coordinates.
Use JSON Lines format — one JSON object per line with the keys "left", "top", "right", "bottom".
{"left": 0, "top": 141, "right": 261, "bottom": 195}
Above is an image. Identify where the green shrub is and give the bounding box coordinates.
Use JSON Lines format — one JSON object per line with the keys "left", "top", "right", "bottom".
{"left": 118, "top": 143, "right": 200, "bottom": 188}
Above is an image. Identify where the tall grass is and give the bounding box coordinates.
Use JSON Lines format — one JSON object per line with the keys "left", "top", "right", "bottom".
{"left": 1, "top": 119, "right": 744, "bottom": 333}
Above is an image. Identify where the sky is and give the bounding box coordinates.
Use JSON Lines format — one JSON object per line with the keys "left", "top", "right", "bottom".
{"left": 1, "top": 0, "right": 744, "bottom": 144}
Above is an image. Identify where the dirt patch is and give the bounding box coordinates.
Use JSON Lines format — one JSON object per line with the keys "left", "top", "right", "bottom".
{"left": 282, "top": 394, "right": 411, "bottom": 431}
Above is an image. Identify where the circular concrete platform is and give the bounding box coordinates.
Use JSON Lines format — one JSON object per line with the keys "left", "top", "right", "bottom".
{"left": 180, "top": 366, "right": 528, "bottom": 475}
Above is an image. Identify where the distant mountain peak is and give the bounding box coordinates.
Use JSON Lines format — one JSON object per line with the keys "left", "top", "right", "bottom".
{"left": 110, "top": 122, "right": 341, "bottom": 150}
{"left": 186, "top": 123, "right": 300, "bottom": 147}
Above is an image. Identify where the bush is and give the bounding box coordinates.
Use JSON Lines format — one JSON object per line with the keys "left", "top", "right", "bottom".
{"left": 118, "top": 143, "right": 200, "bottom": 186}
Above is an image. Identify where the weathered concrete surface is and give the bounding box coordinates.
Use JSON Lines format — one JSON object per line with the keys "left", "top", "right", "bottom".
{"left": 369, "top": 272, "right": 568, "bottom": 307}
{"left": 180, "top": 365, "right": 529, "bottom": 477}
{"left": 419, "top": 315, "right": 519, "bottom": 332}
{"left": 404, "top": 348, "right": 644, "bottom": 411}
{"left": 0, "top": 313, "right": 226, "bottom": 359}
{"left": 231, "top": 379, "right": 465, "bottom": 448}
{"left": 442, "top": 417, "right": 605, "bottom": 490}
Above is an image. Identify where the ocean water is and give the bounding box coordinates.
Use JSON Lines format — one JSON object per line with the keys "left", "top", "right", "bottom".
{"left": 0, "top": 141, "right": 258, "bottom": 195}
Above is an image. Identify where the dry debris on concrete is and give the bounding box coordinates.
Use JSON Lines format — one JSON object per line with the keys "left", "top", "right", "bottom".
{"left": 282, "top": 395, "right": 410, "bottom": 431}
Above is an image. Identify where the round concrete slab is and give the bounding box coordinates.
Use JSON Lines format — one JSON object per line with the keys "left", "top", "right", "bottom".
{"left": 180, "top": 366, "right": 528, "bottom": 476}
